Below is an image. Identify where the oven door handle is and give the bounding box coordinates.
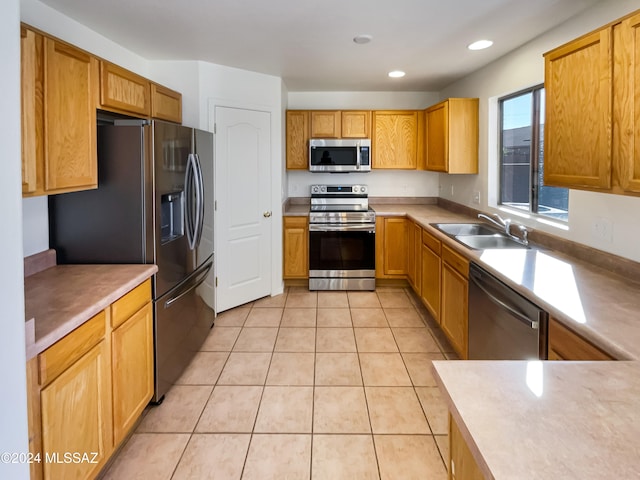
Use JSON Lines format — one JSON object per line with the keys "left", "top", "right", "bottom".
{"left": 309, "top": 223, "right": 375, "bottom": 232}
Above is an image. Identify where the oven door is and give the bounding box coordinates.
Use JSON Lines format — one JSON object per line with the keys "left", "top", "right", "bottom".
{"left": 309, "top": 224, "right": 375, "bottom": 275}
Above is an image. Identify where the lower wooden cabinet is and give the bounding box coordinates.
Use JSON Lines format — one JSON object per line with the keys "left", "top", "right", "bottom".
{"left": 450, "top": 414, "right": 484, "bottom": 480}
{"left": 40, "top": 340, "right": 111, "bottom": 480}
{"left": 407, "top": 221, "right": 422, "bottom": 292}
{"left": 376, "top": 217, "right": 409, "bottom": 278}
{"left": 27, "top": 279, "right": 153, "bottom": 480}
{"left": 421, "top": 230, "right": 442, "bottom": 322}
{"left": 283, "top": 216, "right": 309, "bottom": 279}
{"left": 547, "top": 317, "right": 614, "bottom": 360}
{"left": 440, "top": 245, "right": 469, "bottom": 359}
{"left": 111, "top": 302, "right": 153, "bottom": 445}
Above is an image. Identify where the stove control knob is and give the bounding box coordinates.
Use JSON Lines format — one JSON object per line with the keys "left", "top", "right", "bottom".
{"left": 311, "top": 186, "right": 319, "bottom": 194}
{"left": 320, "top": 186, "right": 326, "bottom": 193}
{"left": 353, "top": 186, "right": 359, "bottom": 193}
{"left": 361, "top": 186, "right": 367, "bottom": 194}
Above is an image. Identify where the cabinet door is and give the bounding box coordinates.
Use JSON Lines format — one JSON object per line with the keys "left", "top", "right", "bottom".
{"left": 421, "top": 243, "right": 441, "bottom": 323}
{"left": 310, "top": 110, "right": 341, "bottom": 138}
{"left": 41, "top": 340, "right": 112, "bottom": 480}
{"left": 372, "top": 111, "right": 418, "bottom": 169}
{"left": 100, "top": 61, "right": 150, "bottom": 117}
{"left": 615, "top": 12, "right": 640, "bottom": 193}
{"left": 21, "top": 27, "right": 42, "bottom": 195}
{"left": 283, "top": 216, "right": 309, "bottom": 278}
{"left": 383, "top": 218, "right": 408, "bottom": 275}
{"left": 407, "top": 222, "right": 416, "bottom": 288}
{"left": 544, "top": 28, "right": 612, "bottom": 189}
{"left": 44, "top": 38, "right": 98, "bottom": 192}
{"left": 450, "top": 414, "right": 484, "bottom": 480}
{"left": 112, "top": 302, "right": 154, "bottom": 445}
{"left": 286, "top": 110, "right": 310, "bottom": 169}
{"left": 341, "top": 110, "right": 371, "bottom": 138}
{"left": 441, "top": 263, "right": 468, "bottom": 358}
{"left": 151, "top": 83, "right": 182, "bottom": 123}
{"left": 425, "top": 101, "right": 448, "bottom": 172}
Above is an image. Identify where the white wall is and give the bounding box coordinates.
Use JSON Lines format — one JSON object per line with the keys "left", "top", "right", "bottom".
{"left": 439, "top": 0, "right": 640, "bottom": 262}
{"left": 0, "top": 0, "right": 30, "bottom": 477}
{"left": 287, "top": 91, "right": 442, "bottom": 198}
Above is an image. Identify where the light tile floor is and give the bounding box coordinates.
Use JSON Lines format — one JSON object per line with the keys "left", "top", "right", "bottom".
{"left": 102, "top": 287, "right": 456, "bottom": 480}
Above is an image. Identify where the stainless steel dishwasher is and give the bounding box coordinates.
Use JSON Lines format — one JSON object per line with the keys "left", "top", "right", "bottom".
{"left": 468, "top": 263, "right": 548, "bottom": 359}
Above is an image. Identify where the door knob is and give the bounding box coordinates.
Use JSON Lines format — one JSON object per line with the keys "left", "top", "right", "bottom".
{"left": 263, "top": 211, "right": 272, "bottom": 218}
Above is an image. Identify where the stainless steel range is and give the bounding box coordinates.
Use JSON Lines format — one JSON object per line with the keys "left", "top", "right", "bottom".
{"left": 309, "top": 184, "right": 376, "bottom": 291}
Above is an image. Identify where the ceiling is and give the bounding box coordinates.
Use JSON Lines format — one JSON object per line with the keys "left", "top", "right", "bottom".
{"left": 40, "top": 0, "right": 601, "bottom": 91}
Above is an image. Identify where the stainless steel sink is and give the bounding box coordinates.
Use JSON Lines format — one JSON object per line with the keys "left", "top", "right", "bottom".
{"left": 430, "top": 222, "right": 530, "bottom": 250}
{"left": 454, "top": 234, "right": 529, "bottom": 250}
{"left": 431, "top": 223, "right": 499, "bottom": 236}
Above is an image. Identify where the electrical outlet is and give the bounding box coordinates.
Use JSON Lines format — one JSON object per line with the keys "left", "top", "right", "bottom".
{"left": 450, "top": 185, "right": 454, "bottom": 196}
{"left": 472, "top": 191, "right": 481, "bottom": 205}
{"left": 592, "top": 217, "right": 613, "bottom": 243}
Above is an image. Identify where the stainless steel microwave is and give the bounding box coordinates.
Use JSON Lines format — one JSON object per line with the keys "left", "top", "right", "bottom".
{"left": 309, "top": 139, "right": 371, "bottom": 173}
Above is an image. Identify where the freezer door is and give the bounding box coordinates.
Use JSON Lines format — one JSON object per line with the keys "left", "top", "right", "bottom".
{"left": 153, "top": 255, "right": 214, "bottom": 402}
{"left": 151, "top": 121, "right": 197, "bottom": 298}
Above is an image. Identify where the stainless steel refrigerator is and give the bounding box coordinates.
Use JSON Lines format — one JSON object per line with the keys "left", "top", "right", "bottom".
{"left": 49, "top": 119, "right": 215, "bottom": 403}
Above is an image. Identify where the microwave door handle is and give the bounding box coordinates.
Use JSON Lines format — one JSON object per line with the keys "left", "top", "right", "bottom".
{"left": 356, "top": 141, "right": 361, "bottom": 170}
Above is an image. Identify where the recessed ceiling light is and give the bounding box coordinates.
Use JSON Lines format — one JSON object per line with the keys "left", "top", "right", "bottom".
{"left": 353, "top": 34, "right": 373, "bottom": 45}
{"left": 468, "top": 39, "right": 493, "bottom": 50}
{"left": 388, "top": 70, "right": 406, "bottom": 78}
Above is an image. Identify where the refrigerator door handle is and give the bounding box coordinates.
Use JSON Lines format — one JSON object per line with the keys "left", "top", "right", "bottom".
{"left": 194, "top": 153, "right": 205, "bottom": 248}
{"left": 164, "top": 259, "right": 213, "bottom": 309}
{"left": 185, "top": 153, "right": 200, "bottom": 250}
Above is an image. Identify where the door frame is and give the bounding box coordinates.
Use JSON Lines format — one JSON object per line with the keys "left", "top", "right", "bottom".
{"left": 208, "top": 98, "right": 284, "bottom": 311}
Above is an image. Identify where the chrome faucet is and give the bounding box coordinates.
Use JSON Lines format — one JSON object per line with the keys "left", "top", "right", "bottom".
{"left": 478, "top": 213, "right": 529, "bottom": 246}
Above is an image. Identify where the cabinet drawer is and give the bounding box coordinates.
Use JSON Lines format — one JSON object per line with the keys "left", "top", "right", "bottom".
{"left": 548, "top": 318, "right": 614, "bottom": 360}
{"left": 38, "top": 310, "right": 105, "bottom": 386}
{"left": 422, "top": 229, "right": 441, "bottom": 254}
{"left": 284, "top": 215, "right": 309, "bottom": 228}
{"left": 442, "top": 245, "right": 469, "bottom": 278}
{"left": 111, "top": 279, "right": 152, "bottom": 329}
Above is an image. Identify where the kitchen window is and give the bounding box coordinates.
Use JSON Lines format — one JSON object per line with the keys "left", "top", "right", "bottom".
{"left": 499, "top": 86, "right": 569, "bottom": 221}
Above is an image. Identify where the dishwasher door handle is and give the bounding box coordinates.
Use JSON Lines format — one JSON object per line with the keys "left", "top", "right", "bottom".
{"left": 470, "top": 274, "right": 539, "bottom": 329}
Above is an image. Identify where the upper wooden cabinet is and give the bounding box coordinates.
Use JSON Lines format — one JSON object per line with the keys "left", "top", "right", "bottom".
{"left": 614, "top": 11, "right": 640, "bottom": 193}
{"left": 425, "top": 98, "right": 478, "bottom": 174}
{"left": 544, "top": 9, "right": 640, "bottom": 195}
{"left": 544, "top": 29, "right": 612, "bottom": 190}
{"left": 44, "top": 36, "right": 99, "bottom": 194}
{"left": 372, "top": 110, "right": 419, "bottom": 169}
{"left": 21, "top": 26, "right": 41, "bottom": 195}
{"left": 151, "top": 83, "right": 182, "bottom": 123}
{"left": 286, "top": 110, "right": 310, "bottom": 170}
{"left": 310, "top": 110, "right": 341, "bottom": 138}
{"left": 99, "top": 61, "right": 151, "bottom": 117}
{"left": 21, "top": 26, "right": 98, "bottom": 196}
{"left": 21, "top": 24, "right": 185, "bottom": 196}
{"left": 341, "top": 110, "right": 371, "bottom": 138}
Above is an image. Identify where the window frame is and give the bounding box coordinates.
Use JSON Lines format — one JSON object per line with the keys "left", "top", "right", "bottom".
{"left": 498, "top": 84, "right": 568, "bottom": 222}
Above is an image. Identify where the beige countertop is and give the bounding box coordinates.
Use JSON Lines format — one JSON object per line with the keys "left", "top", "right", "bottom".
{"left": 24, "top": 264, "right": 157, "bottom": 360}
{"left": 432, "top": 360, "right": 640, "bottom": 479}
{"left": 284, "top": 202, "right": 640, "bottom": 359}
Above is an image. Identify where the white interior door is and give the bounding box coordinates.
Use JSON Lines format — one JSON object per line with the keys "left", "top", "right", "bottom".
{"left": 215, "top": 106, "right": 272, "bottom": 312}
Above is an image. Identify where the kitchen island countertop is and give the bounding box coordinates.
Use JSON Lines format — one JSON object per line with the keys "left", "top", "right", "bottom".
{"left": 24, "top": 264, "right": 157, "bottom": 359}
{"left": 433, "top": 360, "right": 640, "bottom": 479}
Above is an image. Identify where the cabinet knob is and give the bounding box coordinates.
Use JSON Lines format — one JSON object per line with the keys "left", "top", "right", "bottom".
{"left": 263, "top": 211, "right": 272, "bottom": 218}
